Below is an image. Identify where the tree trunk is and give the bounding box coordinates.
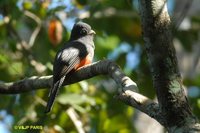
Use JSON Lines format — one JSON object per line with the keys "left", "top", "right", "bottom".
{"left": 138, "top": 0, "right": 200, "bottom": 132}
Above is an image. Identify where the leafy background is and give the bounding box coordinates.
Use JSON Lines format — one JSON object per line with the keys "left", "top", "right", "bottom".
{"left": 0, "top": 0, "right": 199, "bottom": 133}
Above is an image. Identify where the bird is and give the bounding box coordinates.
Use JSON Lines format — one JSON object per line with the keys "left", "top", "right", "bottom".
{"left": 45, "top": 22, "right": 96, "bottom": 113}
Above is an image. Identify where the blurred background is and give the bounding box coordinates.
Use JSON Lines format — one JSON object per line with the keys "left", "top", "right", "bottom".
{"left": 0, "top": 0, "right": 199, "bottom": 133}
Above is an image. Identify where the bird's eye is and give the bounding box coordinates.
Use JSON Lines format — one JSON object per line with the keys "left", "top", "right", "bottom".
{"left": 81, "top": 29, "right": 87, "bottom": 35}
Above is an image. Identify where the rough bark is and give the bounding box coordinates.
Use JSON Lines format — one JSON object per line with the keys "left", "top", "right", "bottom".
{"left": 138, "top": 0, "right": 200, "bottom": 132}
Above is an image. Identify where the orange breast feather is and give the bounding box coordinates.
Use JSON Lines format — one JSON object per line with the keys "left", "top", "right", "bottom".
{"left": 74, "top": 55, "right": 92, "bottom": 70}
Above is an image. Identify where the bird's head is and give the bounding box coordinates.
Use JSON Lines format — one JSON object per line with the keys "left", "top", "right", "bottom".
{"left": 69, "top": 22, "right": 96, "bottom": 41}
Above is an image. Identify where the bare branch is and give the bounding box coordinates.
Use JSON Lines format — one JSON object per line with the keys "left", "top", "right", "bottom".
{"left": 6, "top": 20, "right": 29, "bottom": 50}
{"left": 66, "top": 107, "right": 85, "bottom": 133}
{"left": 24, "top": 10, "right": 42, "bottom": 48}
{"left": 24, "top": 10, "right": 41, "bottom": 25}
{"left": 0, "top": 60, "right": 160, "bottom": 123}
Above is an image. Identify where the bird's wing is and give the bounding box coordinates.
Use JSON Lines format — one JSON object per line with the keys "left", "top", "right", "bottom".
{"left": 53, "top": 42, "right": 88, "bottom": 83}
{"left": 49, "top": 42, "right": 88, "bottom": 95}
{"left": 45, "top": 42, "right": 88, "bottom": 113}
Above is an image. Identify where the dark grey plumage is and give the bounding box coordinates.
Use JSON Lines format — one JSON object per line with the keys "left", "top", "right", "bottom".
{"left": 45, "top": 22, "right": 95, "bottom": 113}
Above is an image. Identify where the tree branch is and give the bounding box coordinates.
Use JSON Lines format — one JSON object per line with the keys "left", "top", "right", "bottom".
{"left": 0, "top": 60, "right": 162, "bottom": 124}
{"left": 0, "top": 76, "right": 51, "bottom": 94}
{"left": 115, "top": 91, "right": 165, "bottom": 126}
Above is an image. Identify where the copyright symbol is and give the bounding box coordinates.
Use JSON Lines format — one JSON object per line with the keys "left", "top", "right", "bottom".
{"left": 14, "top": 126, "right": 18, "bottom": 129}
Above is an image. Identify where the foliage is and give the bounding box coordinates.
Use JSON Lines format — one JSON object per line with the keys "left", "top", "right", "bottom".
{"left": 0, "top": 0, "right": 199, "bottom": 133}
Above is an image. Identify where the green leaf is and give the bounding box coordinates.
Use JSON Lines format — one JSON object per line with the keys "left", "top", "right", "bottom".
{"left": 0, "top": 54, "right": 9, "bottom": 64}
{"left": 57, "top": 93, "right": 95, "bottom": 106}
{"left": 96, "top": 35, "right": 119, "bottom": 50}
{"left": 8, "top": 62, "right": 23, "bottom": 76}
{"left": 23, "top": 1, "right": 33, "bottom": 10}
{"left": 103, "top": 115, "right": 131, "bottom": 132}
{"left": 197, "top": 99, "right": 200, "bottom": 109}
{"left": 72, "top": 104, "right": 87, "bottom": 113}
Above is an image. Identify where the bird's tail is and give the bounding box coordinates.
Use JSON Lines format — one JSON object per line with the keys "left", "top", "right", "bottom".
{"left": 45, "top": 76, "right": 65, "bottom": 113}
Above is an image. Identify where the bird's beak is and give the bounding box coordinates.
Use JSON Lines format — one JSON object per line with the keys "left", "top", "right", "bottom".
{"left": 88, "top": 30, "right": 96, "bottom": 35}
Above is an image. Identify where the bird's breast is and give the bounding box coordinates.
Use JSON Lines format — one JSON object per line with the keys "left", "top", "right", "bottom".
{"left": 74, "top": 54, "right": 93, "bottom": 70}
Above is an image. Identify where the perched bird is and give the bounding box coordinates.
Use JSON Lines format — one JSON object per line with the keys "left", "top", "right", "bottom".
{"left": 45, "top": 22, "right": 96, "bottom": 113}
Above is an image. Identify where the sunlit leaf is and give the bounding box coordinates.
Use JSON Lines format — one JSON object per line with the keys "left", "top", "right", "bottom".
{"left": 197, "top": 99, "right": 200, "bottom": 109}
{"left": 57, "top": 93, "right": 95, "bottom": 106}
{"left": 23, "top": 1, "right": 33, "bottom": 10}
{"left": 8, "top": 62, "right": 23, "bottom": 76}
{"left": 96, "top": 35, "right": 119, "bottom": 50}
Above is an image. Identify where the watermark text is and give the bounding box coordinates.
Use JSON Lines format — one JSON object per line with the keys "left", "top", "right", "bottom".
{"left": 14, "top": 125, "right": 43, "bottom": 130}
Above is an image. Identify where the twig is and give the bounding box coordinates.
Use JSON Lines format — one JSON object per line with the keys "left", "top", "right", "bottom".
{"left": 35, "top": 95, "right": 47, "bottom": 106}
{"left": 173, "top": 0, "right": 193, "bottom": 30}
{"left": 6, "top": 20, "right": 29, "bottom": 50}
{"left": 66, "top": 107, "right": 85, "bottom": 133}
{"left": 24, "top": 10, "right": 42, "bottom": 48}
